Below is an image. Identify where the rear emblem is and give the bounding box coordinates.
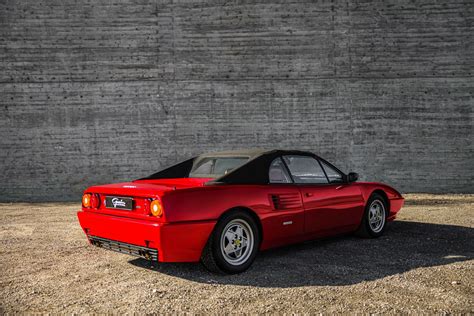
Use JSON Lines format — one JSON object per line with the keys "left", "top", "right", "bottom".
{"left": 112, "top": 198, "right": 127, "bottom": 208}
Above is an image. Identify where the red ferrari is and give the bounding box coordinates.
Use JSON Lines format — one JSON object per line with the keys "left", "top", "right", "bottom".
{"left": 78, "top": 149, "right": 404, "bottom": 274}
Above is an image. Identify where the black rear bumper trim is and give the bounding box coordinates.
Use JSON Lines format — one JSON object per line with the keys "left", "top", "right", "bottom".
{"left": 88, "top": 235, "right": 158, "bottom": 261}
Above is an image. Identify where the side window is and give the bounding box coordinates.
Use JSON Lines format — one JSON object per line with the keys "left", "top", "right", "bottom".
{"left": 269, "top": 158, "right": 292, "bottom": 183}
{"left": 320, "top": 160, "right": 344, "bottom": 183}
{"left": 192, "top": 159, "right": 213, "bottom": 175}
{"left": 283, "top": 155, "right": 328, "bottom": 184}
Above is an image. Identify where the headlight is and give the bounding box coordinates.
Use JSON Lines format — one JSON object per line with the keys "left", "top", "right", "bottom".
{"left": 82, "top": 193, "right": 91, "bottom": 208}
{"left": 150, "top": 199, "right": 163, "bottom": 217}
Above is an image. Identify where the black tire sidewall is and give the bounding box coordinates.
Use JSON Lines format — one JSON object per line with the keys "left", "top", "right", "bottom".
{"left": 364, "top": 194, "right": 388, "bottom": 237}
{"left": 211, "top": 211, "right": 260, "bottom": 274}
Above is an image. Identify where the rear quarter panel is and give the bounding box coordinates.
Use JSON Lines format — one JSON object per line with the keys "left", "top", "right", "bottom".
{"left": 161, "top": 184, "right": 305, "bottom": 250}
{"left": 162, "top": 185, "right": 267, "bottom": 222}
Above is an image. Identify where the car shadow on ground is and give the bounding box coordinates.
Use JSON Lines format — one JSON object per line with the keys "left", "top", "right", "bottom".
{"left": 129, "top": 221, "right": 474, "bottom": 287}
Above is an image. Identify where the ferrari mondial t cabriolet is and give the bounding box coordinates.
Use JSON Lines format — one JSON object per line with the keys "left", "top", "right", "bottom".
{"left": 78, "top": 149, "right": 404, "bottom": 274}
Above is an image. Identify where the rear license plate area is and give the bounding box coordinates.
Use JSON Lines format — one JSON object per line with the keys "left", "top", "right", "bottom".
{"left": 105, "top": 196, "right": 133, "bottom": 211}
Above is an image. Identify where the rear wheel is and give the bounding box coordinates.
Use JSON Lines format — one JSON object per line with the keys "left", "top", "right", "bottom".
{"left": 201, "top": 210, "right": 260, "bottom": 274}
{"left": 356, "top": 193, "right": 388, "bottom": 238}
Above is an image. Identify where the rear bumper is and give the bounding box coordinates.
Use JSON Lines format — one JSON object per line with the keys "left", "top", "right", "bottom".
{"left": 77, "top": 211, "right": 215, "bottom": 262}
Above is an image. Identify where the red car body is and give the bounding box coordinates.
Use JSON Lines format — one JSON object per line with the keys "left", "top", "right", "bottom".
{"left": 77, "top": 150, "right": 404, "bottom": 264}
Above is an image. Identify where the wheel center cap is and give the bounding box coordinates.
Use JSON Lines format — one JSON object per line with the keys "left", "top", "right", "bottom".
{"left": 234, "top": 239, "right": 241, "bottom": 246}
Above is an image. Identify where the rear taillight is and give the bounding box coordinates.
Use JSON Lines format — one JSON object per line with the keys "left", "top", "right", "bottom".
{"left": 82, "top": 193, "right": 91, "bottom": 208}
{"left": 90, "top": 193, "right": 100, "bottom": 209}
{"left": 150, "top": 199, "right": 163, "bottom": 217}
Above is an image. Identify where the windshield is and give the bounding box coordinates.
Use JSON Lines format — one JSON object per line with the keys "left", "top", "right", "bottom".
{"left": 189, "top": 156, "right": 249, "bottom": 178}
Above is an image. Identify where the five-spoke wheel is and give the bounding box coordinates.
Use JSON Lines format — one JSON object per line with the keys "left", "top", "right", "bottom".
{"left": 201, "top": 210, "right": 260, "bottom": 274}
{"left": 220, "top": 219, "right": 254, "bottom": 266}
{"left": 356, "top": 193, "right": 388, "bottom": 238}
{"left": 368, "top": 199, "right": 386, "bottom": 233}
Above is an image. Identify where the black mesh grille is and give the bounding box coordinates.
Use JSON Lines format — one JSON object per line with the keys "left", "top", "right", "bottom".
{"left": 88, "top": 235, "right": 158, "bottom": 261}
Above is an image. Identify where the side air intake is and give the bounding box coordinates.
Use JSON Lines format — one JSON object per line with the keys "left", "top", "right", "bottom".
{"left": 270, "top": 193, "right": 302, "bottom": 210}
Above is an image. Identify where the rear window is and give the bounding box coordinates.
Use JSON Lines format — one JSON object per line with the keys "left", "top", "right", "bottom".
{"left": 189, "top": 157, "right": 249, "bottom": 178}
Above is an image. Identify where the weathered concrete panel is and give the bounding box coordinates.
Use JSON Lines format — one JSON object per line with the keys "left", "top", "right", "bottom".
{"left": 0, "top": 0, "right": 473, "bottom": 201}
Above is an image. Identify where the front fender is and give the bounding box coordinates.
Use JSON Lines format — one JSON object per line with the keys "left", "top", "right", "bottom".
{"left": 356, "top": 182, "right": 404, "bottom": 220}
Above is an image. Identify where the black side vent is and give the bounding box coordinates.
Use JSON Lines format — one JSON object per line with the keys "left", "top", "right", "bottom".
{"left": 271, "top": 194, "right": 281, "bottom": 210}
{"left": 270, "top": 193, "right": 302, "bottom": 210}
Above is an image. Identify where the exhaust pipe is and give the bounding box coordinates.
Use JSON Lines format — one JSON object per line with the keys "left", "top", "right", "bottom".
{"left": 139, "top": 250, "right": 152, "bottom": 260}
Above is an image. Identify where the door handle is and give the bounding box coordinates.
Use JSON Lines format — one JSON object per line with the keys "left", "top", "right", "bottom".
{"left": 304, "top": 192, "right": 313, "bottom": 197}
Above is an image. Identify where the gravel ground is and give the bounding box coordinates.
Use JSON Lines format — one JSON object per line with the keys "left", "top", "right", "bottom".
{"left": 0, "top": 194, "right": 473, "bottom": 314}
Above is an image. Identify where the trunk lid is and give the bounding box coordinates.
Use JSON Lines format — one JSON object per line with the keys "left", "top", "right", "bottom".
{"left": 83, "top": 178, "right": 212, "bottom": 219}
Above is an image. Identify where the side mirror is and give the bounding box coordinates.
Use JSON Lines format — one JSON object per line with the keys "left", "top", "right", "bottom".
{"left": 347, "top": 172, "right": 359, "bottom": 183}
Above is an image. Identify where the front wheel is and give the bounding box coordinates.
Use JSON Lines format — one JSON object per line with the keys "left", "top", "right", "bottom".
{"left": 356, "top": 193, "right": 388, "bottom": 238}
{"left": 201, "top": 210, "right": 260, "bottom": 274}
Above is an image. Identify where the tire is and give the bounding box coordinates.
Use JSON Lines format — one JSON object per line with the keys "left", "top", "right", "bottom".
{"left": 201, "top": 210, "right": 260, "bottom": 274}
{"left": 355, "top": 193, "right": 388, "bottom": 238}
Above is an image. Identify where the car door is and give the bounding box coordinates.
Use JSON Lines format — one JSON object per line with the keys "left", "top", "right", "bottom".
{"left": 265, "top": 157, "right": 305, "bottom": 245}
{"left": 282, "top": 155, "right": 364, "bottom": 236}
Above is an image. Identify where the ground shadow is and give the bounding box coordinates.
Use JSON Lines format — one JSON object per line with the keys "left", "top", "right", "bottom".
{"left": 129, "top": 221, "right": 473, "bottom": 287}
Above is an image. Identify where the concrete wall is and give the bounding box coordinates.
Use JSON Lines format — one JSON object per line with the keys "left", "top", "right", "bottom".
{"left": 1, "top": 0, "right": 473, "bottom": 201}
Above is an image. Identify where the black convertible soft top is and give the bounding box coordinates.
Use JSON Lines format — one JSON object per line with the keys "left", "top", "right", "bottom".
{"left": 210, "top": 149, "right": 315, "bottom": 184}
{"left": 139, "top": 149, "right": 327, "bottom": 184}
